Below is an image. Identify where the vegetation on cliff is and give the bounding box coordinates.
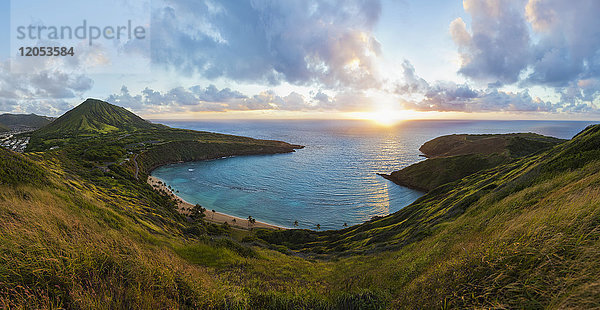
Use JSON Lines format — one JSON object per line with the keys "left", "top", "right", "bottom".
{"left": 381, "top": 133, "right": 565, "bottom": 192}
{"left": 419, "top": 133, "right": 565, "bottom": 158}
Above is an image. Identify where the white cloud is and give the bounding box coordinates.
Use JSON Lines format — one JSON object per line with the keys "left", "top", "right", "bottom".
{"left": 106, "top": 84, "right": 377, "bottom": 114}
{"left": 151, "top": 0, "right": 383, "bottom": 89}
{"left": 450, "top": 0, "right": 531, "bottom": 85}
{"left": 0, "top": 59, "right": 93, "bottom": 114}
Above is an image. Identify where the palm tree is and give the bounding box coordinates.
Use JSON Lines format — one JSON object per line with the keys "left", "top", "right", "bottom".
{"left": 190, "top": 204, "right": 206, "bottom": 221}
{"left": 247, "top": 216, "right": 253, "bottom": 228}
{"left": 211, "top": 209, "right": 216, "bottom": 219}
{"left": 316, "top": 224, "right": 321, "bottom": 230}
{"left": 343, "top": 222, "right": 348, "bottom": 228}
{"left": 293, "top": 220, "right": 299, "bottom": 227}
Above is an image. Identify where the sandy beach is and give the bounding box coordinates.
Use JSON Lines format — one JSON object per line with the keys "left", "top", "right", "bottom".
{"left": 147, "top": 176, "right": 286, "bottom": 230}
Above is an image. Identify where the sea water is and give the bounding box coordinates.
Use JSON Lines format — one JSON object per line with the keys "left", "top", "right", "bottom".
{"left": 151, "top": 119, "right": 593, "bottom": 229}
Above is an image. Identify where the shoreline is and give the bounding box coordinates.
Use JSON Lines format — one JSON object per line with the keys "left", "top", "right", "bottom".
{"left": 147, "top": 176, "right": 287, "bottom": 230}
{"left": 377, "top": 173, "right": 428, "bottom": 193}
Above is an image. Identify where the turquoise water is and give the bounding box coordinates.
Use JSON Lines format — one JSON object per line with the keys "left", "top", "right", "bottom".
{"left": 151, "top": 120, "right": 594, "bottom": 230}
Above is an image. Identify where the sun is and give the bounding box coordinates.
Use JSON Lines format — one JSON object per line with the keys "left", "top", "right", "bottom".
{"left": 345, "top": 106, "right": 418, "bottom": 126}
{"left": 360, "top": 108, "right": 408, "bottom": 126}
{"left": 370, "top": 110, "right": 398, "bottom": 126}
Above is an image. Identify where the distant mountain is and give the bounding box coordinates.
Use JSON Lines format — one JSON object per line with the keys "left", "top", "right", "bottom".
{"left": 0, "top": 113, "right": 53, "bottom": 131}
{"left": 33, "top": 99, "right": 157, "bottom": 137}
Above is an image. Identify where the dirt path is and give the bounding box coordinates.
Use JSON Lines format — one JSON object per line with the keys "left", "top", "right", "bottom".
{"left": 133, "top": 154, "right": 139, "bottom": 180}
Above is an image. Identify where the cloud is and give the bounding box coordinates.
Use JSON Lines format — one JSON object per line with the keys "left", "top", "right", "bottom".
{"left": 446, "top": 0, "right": 600, "bottom": 112}
{"left": 18, "top": 99, "right": 74, "bottom": 116}
{"left": 450, "top": 0, "right": 531, "bottom": 85}
{"left": 28, "top": 71, "right": 93, "bottom": 99}
{"left": 451, "top": 0, "right": 600, "bottom": 89}
{"left": 107, "top": 85, "right": 278, "bottom": 113}
{"left": 558, "top": 78, "right": 600, "bottom": 112}
{"left": 402, "top": 82, "right": 555, "bottom": 113}
{"left": 151, "top": 0, "right": 382, "bottom": 89}
{"left": 0, "top": 100, "right": 18, "bottom": 112}
{"left": 396, "top": 60, "right": 429, "bottom": 94}
{"left": 106, "top": 84, "right": 376, "bottom": 114}
{"left": 0, "top": 60, "right": 93, "bottom": 114}
{"left": 395, "top": 59, "right": 562, "bottom": 113}
{"left": 189, "top": 85, "right": 245, "bottom": 102}
{"left": 524, "top": 0, "right": 600, "bottom": 87}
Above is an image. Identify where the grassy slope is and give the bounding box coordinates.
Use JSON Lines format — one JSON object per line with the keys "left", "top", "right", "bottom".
{"left": 383, "top": 133, "right": 565, "bottom": 192}
{"left": 34, "top": 99, "right": 154, "bottom": 135}
{"left": 384, "top": 153, "right": 511, "bottom": 192}
{"left": 0, "top": 123, "right": 8, "bottom": 132}
{"left": 0, "top": 148, "right": 339, "bottom": 309}
{"left": 2, "top": 100, "right": 335, "bottom": 309}
{"left": 2, "top": 98, "right": 599, "bottom": 308}
{"left": 257, "top": 125, "right": 600, "bottom": 308}
{"left": 419, "top": 133, "right": 565, "bottom": 158}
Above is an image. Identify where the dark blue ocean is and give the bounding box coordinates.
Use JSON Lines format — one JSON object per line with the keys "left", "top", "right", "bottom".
{"left": 150, "top": 119, "right": 594, "bottom": 230}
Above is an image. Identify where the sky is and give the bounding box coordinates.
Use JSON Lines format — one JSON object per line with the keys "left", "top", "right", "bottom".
{"left": 0, "top": 0, "right": 599, "bottom": 121}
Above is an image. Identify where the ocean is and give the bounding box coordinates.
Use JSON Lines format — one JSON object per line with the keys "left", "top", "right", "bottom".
{"left": 150, "top": 119, "right": 594, "bottom": 230}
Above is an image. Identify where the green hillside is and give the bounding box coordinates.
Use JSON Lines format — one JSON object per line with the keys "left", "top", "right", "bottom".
{"left": 1, "top": 100, "right": 599, "bottom": 308}
{"left": 32, "top": 98, "right": 156, "bottom": 137}
{"left": 381, "top": 133, "right": 565, "bottom": 192}
{"left": 257, "top": 124, "right": 600, "bottom": 307}
{"left": 419, "top": 133, "right": 565, "bottom": 158}
{"left": 0, "top": 123, "right": 8, "bottom": 132}
{"left": 0, "top": 113, "right": 53, "bottom": 130}
{"left": 381, "top": 153, "right": 510, "bottom": 191}
{"left": 27, "top": 99, "right": 302, "bottom": 158}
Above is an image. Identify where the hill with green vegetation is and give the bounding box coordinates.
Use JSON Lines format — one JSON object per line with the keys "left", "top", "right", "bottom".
{"left": 381, "top": 152, "right": 510, "bottom": 192}
{"left": 0, "top": 123, "right": 8, "bottom": 132}
{"left": 0, "top": 113, "right": 53, "bottom": 131}
{"left": 257, "top": 124, "right": 600, "bottom": 307}
{"left": 26, "top": 100, "right": 302, "bottom": 165}
{"left": 419, "top": 133, "right": 565, "bottom": 158}
{"left": 32, "top": 98, "right": 156, "bottom": 138}
{"left": 1, "top": 100, "right": 598, "bottom": 308}
{"left": 380, "top": 133, "right": 565, "bottom": 192}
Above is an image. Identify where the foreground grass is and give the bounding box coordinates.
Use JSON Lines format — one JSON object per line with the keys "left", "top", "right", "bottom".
{"left": 0, "top": 148, "right": 378, "bottom": 309}
{"left": 329, "top": 161, "right": 600, "bottom": 308}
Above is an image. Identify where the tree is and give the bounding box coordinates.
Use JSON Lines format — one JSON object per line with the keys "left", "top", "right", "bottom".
{"left": 293, "top": 220, "right": 299, "bottom": 227}
{"left": 343, "top": 222, "right": 348, "bottom": 228}
{"left": 316, "top": 224, "right": 321, "bottom": 230}
{"left": 247, "top": 216, "right": 256, "bottom": 229}
{"left": 211, "top": 209, "right": 216, "bottom": 219}
{"left": 190, "top": 204, "right": 206, "bottom": 221}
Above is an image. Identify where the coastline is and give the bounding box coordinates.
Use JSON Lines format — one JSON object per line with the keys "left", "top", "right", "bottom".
{"left": 147, "top": 175, "right": 286, "bottom": 230}
{"left": 377, "top": 173, "right": 429, "bottom": 193}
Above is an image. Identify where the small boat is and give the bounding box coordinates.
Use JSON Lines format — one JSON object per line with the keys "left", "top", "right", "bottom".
{"left": 188, "top": 168, "right": 195, "bottom": 172}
